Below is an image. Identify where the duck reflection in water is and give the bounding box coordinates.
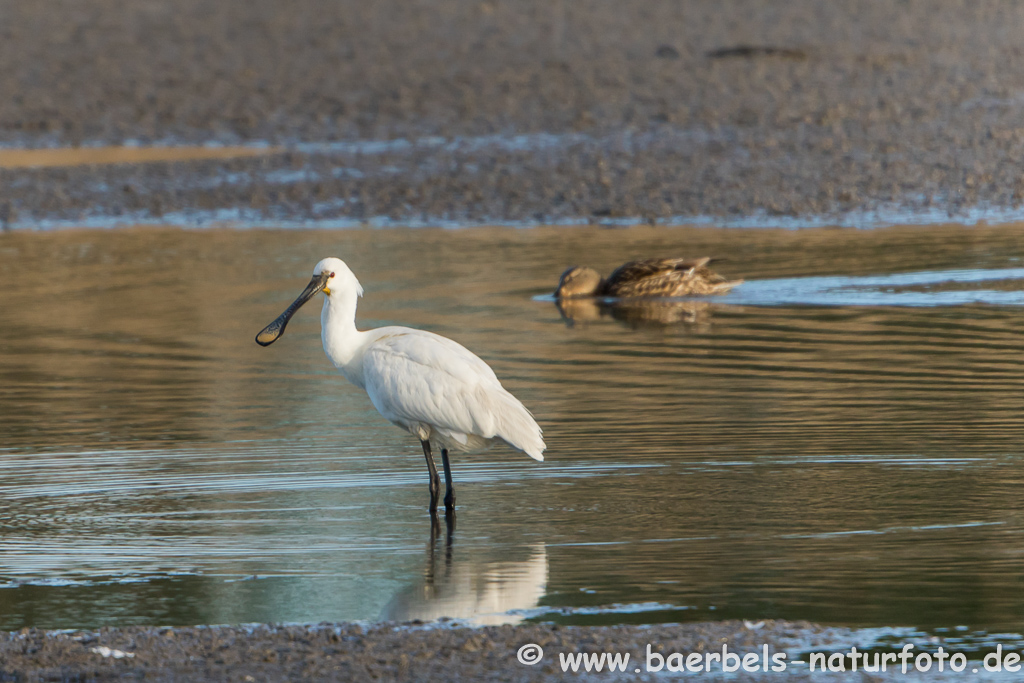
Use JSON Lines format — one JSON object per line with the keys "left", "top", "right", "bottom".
{"left": 554, "top": 257, "right": 742, "bottom": 327}
{"left": 381, "top": 521, "right": 548, "bottom": 626}
{"left": 557, "top": 296, "right": 717, "bottom": 326}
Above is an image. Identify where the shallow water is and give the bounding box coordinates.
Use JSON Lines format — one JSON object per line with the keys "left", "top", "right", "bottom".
{"left": 3, "top": 223, "right": 1024, "bottom": 646}
{"left": 0, "top": 145, "right": 280, "bottom": 169}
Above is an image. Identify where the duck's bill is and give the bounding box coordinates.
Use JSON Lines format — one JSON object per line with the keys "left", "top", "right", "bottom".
{"left": 255, "top": 272, "right": 330, "bottom": 346}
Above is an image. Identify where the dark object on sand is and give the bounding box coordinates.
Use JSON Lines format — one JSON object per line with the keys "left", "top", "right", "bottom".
{"left": 706, "top": 45, "right": 807, "bottom": 60}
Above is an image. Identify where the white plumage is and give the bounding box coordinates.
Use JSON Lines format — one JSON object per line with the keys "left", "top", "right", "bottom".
{"left": 256, "top": 257, "right": 544, "bottom": 512}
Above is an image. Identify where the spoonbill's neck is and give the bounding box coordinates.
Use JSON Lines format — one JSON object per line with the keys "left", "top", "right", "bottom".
{"left": 320, "top": 289, "right": 369, "bottom": 385}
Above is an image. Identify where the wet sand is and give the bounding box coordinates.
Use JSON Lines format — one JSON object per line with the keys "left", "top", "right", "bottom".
{"left": 4, "top": 1, "right": 1024, "bottom": 226}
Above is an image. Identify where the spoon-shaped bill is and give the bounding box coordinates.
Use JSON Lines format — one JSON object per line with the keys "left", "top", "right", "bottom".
{"left": 255, "top": 272, "right": 330, "bottom": 346}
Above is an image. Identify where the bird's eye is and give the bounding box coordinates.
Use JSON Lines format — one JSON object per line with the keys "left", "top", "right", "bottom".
{"left": 330, "top": 272, "right": 336, "bottom": 278}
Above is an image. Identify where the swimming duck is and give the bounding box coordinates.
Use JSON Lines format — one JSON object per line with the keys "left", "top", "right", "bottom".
{"left": 554, "top": 257, "right": 742, "bottom": 299}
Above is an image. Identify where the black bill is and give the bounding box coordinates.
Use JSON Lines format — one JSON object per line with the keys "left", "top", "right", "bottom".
{"left": 255, "top": 271, "right": 331, "bottom": 346}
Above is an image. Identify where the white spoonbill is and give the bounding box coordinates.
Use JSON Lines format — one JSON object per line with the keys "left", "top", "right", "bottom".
{"left": 255, "top": 257, "right": 545, "bottom": 513}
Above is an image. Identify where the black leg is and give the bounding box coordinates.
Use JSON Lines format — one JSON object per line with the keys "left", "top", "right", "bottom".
{"left": 441, "top": 447, "right": 456, "bottom": 510}
{"left": 421, "top": 440, "right": 440, "bottom": 513}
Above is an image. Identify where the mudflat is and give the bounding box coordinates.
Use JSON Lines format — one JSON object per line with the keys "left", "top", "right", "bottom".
{"left": 2, "top": 0, "right": 1024, "bottom": 226}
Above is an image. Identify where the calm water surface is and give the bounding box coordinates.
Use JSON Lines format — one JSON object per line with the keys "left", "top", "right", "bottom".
{"left": 3, "top": 224, "right": 1024, "bottom": 647}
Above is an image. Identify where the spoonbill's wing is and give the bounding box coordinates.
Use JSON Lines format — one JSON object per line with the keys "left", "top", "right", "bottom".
{"left": 361, "top": 330, "right": 544, "bottom": 460}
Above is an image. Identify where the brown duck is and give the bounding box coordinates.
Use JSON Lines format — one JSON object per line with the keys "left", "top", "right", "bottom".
{"left": 554, "top": 257, "right": 742, "bottom": 299}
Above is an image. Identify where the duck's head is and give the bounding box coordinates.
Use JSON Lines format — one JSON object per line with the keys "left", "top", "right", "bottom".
{"left": 554, "top": 266, "right": 603, "bottom": 298}
{"left": 256, "top": 257, "right": 363, "bottom": 346}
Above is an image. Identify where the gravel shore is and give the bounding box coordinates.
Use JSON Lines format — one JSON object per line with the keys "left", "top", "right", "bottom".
{"left": 0, "top": 619, "right": 919, "bottom": 682}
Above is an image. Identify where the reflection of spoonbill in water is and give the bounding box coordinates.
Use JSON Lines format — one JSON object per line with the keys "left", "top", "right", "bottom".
{"left": 255, "top": 257, "right": 545, "bottom": 514}
{"left": 381, "top": 542, "right": 548, "bottom": 626}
